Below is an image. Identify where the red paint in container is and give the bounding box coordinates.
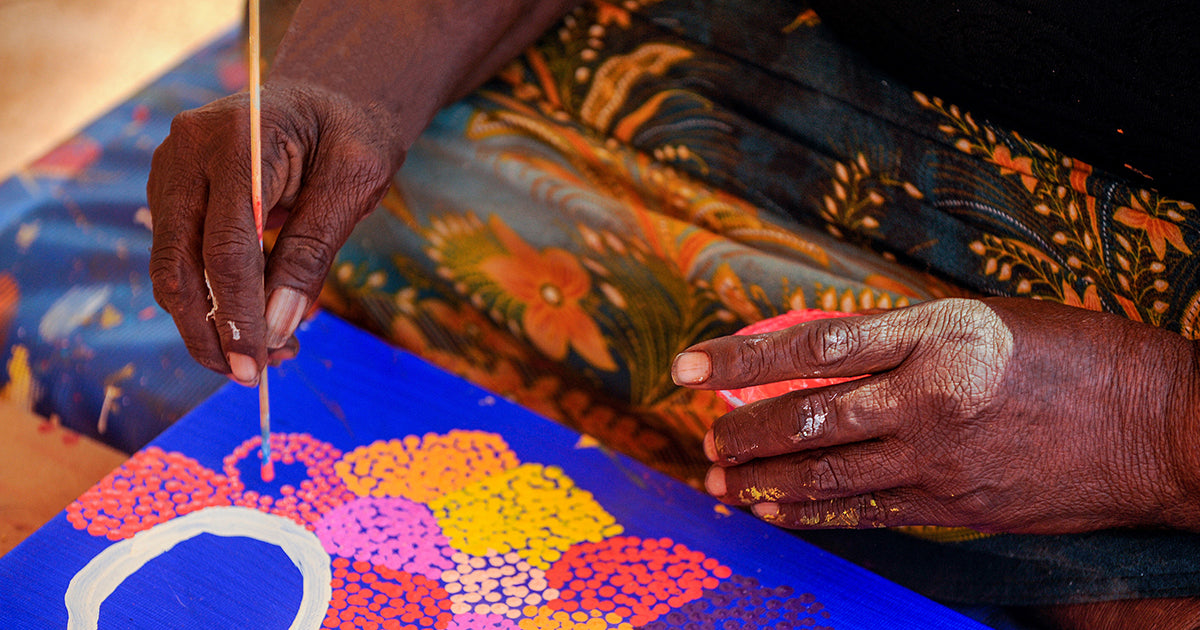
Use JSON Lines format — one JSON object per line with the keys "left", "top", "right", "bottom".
{"left": 718, "top": 309, "right": 860, "bottom": 407}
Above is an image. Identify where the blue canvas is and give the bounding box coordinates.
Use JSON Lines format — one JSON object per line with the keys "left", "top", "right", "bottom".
{"left": 0, "top": 311, "right": 986, "bottom": 629}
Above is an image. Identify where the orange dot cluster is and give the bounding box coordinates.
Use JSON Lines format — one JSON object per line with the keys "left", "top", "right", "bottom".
{"left": 323, "top": 557, "right": 455, "bottom": 630}
{"left": 335, "top": 431, "right": 519, "bottom": 502}
{"left": 223, "top": 433, "right": 357, "bottom": 528}
{"left": 429, "top": 464, "right": 623, "bottom": 570}
{"left": 543, "top": 536, "right": 731, "bottom": 626}
{"left": 66, "top": 447, "right": 236, "bottom": 540}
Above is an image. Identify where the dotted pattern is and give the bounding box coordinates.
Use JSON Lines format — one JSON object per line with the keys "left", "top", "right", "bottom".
{"left": 66, "top": 447, "right": 236, "bottom": 540}
{"left": 543, "top": 537, "right": 731, "bottom": 627}
{"left": 640, "top": 576, "right": 833, "bottom": 630}
{"left": 315, "top": 497, "right": 456, "bottom": 580}
{"left": 65, "top": 430, "right": 838, "bottom": 627}
{"left": 446, "top": 613, "right": 521, "bottom": 630}
{"left": 442, "top": 550, "right": 561, "bottom": 620}
{"left": 429, "top": 464, "right": 623, "bottom": 569}
{"left": 323, "top": 557, "right": 455, "bottom": 630}
{"left": 223, "top": 433, "right": 357, "bottom": 528}
{"left": 516, "top": 607, "right": 632, "bottom": 630}
{"left": 335, "top": 431, "right": 520, "bottom": 502}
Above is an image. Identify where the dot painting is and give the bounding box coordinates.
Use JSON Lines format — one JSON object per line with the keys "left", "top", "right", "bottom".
{"left": 335, "top": 431, "right": 520, "bottom": 502}
{"left": 66, "top": 447, "right": 237, "bottom": 541}
{"left": 441, "top": 550, "right": 561, "bottom": 619}
{"left": 224, "top": 433, "right": 359, "bottom": 529}
{"left": 543, "top": 537, "right": 731, "bottom": 626}
{"left": 429, "top": 463, "right": 623, "bottom": 570}
{"left": 66, "top": 430, "right": 833, "bottom": 629}
{"left": 316, "top": 497, "right": 457, "bottom": 580}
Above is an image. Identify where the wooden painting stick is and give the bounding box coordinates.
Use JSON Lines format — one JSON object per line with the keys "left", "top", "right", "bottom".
{"left": 248, "top": 0, "right": 274, "bottom": 482}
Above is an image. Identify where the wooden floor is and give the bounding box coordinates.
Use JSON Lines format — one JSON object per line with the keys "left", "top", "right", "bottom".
{"left": 0, "top": 0, "right": 242, "bottom": 555}
{"left": 0, "top": 0, "right": 243, "bottom": 181}
{"left": 0, "top": 401, "right": 127, "bottom": 556}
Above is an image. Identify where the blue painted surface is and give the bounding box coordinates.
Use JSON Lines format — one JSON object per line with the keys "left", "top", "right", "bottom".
{"left": 0, "top": 312, "right": 988, "bottom": 629}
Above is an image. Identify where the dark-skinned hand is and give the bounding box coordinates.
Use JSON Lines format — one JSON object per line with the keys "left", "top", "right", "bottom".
{"left": 671, "top": 297, "right": 1200, "bottom": 534}
{"left": 147, "top": 83, "right": 404, "bottom": 385}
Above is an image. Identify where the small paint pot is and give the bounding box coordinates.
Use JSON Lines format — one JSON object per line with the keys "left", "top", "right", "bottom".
{"left": 717, "top": 308, "right": 859, "bottom": 408}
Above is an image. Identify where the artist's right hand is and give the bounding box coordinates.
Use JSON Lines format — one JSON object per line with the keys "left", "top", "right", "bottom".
{"left": 147, "top": 82, "right": 406, "bottom": 385}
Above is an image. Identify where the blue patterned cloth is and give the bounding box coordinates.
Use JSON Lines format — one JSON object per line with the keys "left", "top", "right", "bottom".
{"left": 0, "top": 33, "right": 243, "bottom": 451}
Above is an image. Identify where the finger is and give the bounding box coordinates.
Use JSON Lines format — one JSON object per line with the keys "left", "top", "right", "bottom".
{"left": 202, "top": 159, "right": 267, "bottom": 385}
{"left": 148, "top": 140, "right": 228, "bottom": 374}
{"left": 706, "top": 375, "right": 900, "bottom": 464}
{"left": 749, "top": 491, "right": 915, "bottom": 530}
{"left": 263, "top": 136, "right": 392, "bottom": 347}
{"left": 671, "top": 304, "right": 937, "bottom": 390}
{"left": 267, "top": 335, "right": 300, "bottom": 366}
{"left": 705, "top": 440, "right": 914, "bottom": 506}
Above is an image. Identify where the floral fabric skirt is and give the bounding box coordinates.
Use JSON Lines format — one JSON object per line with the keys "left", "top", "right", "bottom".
{"left": 321, "top": 0, "right": 1200, "bottom": 606}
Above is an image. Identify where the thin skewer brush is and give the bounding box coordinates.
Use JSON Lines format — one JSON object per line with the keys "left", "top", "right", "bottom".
{"left": 247, "top": 0, "right": 274, "bottom": 482}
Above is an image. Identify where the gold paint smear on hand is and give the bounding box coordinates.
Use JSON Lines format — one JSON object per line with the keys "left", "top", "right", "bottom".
{"left": 738, "top": 486, "right": 785, "bottom": 502}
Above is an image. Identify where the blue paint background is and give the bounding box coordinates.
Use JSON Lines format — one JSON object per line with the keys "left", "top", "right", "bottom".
{"left": 0, "top": 312, "right": 986, "bottom": 629}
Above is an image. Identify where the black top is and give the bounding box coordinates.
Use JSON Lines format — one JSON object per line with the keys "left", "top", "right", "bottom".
{"left": 808, "top": 0, "right": 1200, "bottom": 200}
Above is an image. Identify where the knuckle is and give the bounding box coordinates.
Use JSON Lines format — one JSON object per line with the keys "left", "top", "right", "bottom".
{"left": 335, "top": 143, "right": 393, "bottom": 205}
{"left": 731, "top": 335, "right": 783, "bottom": 383}
{"left": 205, "top": 227, "right": 260, "bottom": 269}
{"left": 853, "top": 495, "right": 893, "bottom": 528}
{"left": 710, "top": 421, "right": 749, "bottom": 465}
{"left": 808, "top": 454, "right": 847, "bottom": 495}
{"left": 273, "top": 234, "right": 336, "bottom": 288}
{"left": 736, "top": 466, "right": 787, "bottom": 504}
{"left": 785, "top": 392, "right": 835, "bottom": 442}
{"left": 149, "top": 249, "right": 191, "bottom": 308}
{"left": 805, "top": 317, "right": 859, "bottom": 370}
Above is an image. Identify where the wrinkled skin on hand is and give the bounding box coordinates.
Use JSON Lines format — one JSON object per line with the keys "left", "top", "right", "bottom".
{"left": 671, "top": 297, "right": 1200, "bottom": 534}
{"left": 147, "top": 83, "right": 404, "bottom": 385}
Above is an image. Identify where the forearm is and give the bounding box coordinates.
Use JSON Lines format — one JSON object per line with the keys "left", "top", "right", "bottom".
{"left": 268, "top": 0, "right": 581, "bottom": 151}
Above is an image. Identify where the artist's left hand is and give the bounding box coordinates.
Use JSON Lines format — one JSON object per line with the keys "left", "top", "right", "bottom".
{"left": 671, "top": 297, "right": 1200, "bottom": 534}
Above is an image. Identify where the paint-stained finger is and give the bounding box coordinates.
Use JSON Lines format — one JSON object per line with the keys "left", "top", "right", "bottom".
{"left": 706, "top": 375, "right": 900, "bottom": 465}
{"left": 148, "top": 144, "right": 228, "bottom": 373}
{"left": 749, "top": 491, "right": 913, "bottom": 530}
{"left": 672, "top": 300, "right": 978, "bottom": 391}
{"left": 202, "top": 162, "right": 267, "bottom": 380}
{"left": 706, "top": 441, "right": 914, "bottom": 506}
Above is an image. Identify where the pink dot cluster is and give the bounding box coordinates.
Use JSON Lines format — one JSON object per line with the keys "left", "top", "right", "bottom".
{"left": 315, "top": 497, "right": 457, "bottom": 580}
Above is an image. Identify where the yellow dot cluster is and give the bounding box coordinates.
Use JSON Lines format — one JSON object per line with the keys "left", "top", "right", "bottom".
{"left": 430, "top": 464, "right": 623, "bottom": 570}
{"left": 334, "top": 431, "right": 519, "bottom": 502}
{"left": 517, "top": 607, "right": 633, "bottom": 630}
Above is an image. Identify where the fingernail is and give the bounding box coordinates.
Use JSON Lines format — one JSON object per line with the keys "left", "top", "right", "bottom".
{"left": 704, "top": 466, "right": 726, "bottom": 497}
{"left": 703, "top": 431, "right": 719, "bottom": 462}
{"left": 227, "top": 352, "right": 259, "bottom": 386}
{"left": 265, "top": 287, "right": 307, "bottom": 349}
{"left": 752, "top": 502, "right": 780, "bottom": 520}
{"left": 671, "top": 351, "right": 711, "bottom": 385}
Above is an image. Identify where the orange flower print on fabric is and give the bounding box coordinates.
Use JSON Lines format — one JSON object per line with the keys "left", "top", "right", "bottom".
{"left": 986, "top": 145, "right": 1038, "bottom": 193}
{"left": 1114, "top": 195, "right": 1192, "bottom": 261}
{"left": 1062, "top": 281, "right": 1103, "bottom": 312}
{"left": 479, "top": 216, "right": 618, "bottom": 371}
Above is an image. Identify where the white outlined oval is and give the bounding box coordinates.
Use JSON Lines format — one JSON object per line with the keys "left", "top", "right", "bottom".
{"left": 65, "top": 506, "right": 331, "bottom": 630}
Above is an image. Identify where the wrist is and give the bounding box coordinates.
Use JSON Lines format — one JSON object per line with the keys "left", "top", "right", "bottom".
{"left": 1160, "top": 339, "right": 1200, "bottom": 531}
{"left": 265, "top": 0, "right": 579, "bottom": 153}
